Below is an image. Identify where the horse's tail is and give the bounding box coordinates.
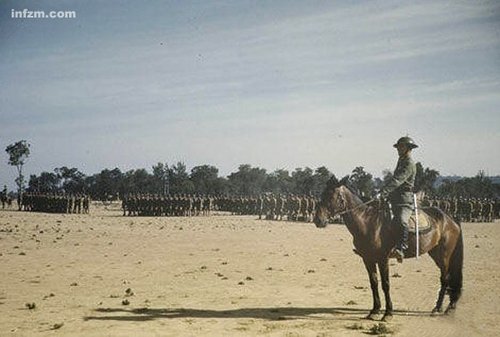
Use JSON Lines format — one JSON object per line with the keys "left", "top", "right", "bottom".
{"left": 448, "top": 222, "right": 463, "bottom": 303}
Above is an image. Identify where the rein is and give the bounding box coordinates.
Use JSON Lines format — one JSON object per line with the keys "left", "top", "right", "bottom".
{"left": 335, "top": 197, "right": 377, "bottom": 216}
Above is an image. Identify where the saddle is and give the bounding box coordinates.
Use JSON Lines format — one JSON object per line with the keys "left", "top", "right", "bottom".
{"left": 408, "top": 209, "right": 432, "bottom": 233}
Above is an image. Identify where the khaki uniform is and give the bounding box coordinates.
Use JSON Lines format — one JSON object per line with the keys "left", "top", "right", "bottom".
{"left": 382, "top": 154, "right": 417, "bottom": 251}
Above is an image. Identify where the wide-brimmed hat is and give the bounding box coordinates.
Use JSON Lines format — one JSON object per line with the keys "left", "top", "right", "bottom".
{"left": 393, "top": 136, "right": 418, "bottom": 149}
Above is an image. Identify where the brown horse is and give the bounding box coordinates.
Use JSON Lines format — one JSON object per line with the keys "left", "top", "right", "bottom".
{"left": 314, "top": 175, "right": 463, "bottom": 321}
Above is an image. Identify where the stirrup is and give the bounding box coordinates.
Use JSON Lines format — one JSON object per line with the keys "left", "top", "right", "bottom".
{"left": 389, "top": 248, "right": 404, "bottom": 263}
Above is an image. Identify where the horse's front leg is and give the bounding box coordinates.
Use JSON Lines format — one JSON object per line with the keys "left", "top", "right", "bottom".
{"left": 378, "top": 259, "right": 393, "bottom": 321}
{"left": 363, "top": 259, "right": 381, "bottom": 320}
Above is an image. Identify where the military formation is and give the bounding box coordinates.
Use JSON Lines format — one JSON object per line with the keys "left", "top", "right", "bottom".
{"left": 226, "top": 194, "right": 319, "bottom": 222}
{"left": 121, "top": 194, "right": 214, "bottom": 216}
{"left": 6, "top": 190, "right": 499, "bottom": 224}
{"left": 422, "top": 197, "right": 499, "bottom": 222}
{"left": 20, "top": 193, "right": 90, "bottom": 214}
{"left": 121, "top": 193, "right": 319, "bottom": 222}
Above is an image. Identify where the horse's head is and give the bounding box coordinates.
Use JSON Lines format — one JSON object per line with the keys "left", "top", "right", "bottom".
{"left": 314, "top": 175, "right": 350, "bottom": 228}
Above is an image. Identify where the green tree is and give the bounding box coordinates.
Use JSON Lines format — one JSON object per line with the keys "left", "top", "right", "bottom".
{"left": 228, "top": 164, "right": 267, "bottom": 195}
{"left": 311, "top": 166, "right": 332, "bottom": 196}
{"left": 190, "top": 165, "right": 220, "bottom": 195}
{"left": 264, "top": 169, "right": 292, "bottom": 194}
{"left": 291, "top": 167, "right": 314, "bottom": 195}
{"left": 89, "top": 168, "right": 124, "bottom": 200}
{"left": 28, "top": 171, "right": 60, "bottom": 193}
{"left": 152, "top": 162, "right": 170, "bottom": 195}
{"left": 55, "top": 166, "right": 86, "bottom": 194}
{"left": 5, "top": 140, "right": 30, "bottom": 209}
{"left": 122, "top": 169, "right": 156, "bottom": 195}
{"left": 436, "top": 170, "right": 496, "bottom": 198}
{"left": 414, "top": 162, "right": 440, "bottom": 193}
{"left": 169, "top": 162, "right": 194, "bottom": 195}
{"left": 349, "top": 166, "right": 374, "bottom": 199}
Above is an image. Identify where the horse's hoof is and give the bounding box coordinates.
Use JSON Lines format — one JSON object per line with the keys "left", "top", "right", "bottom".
{"left": 431, "top": 307, "right": 442, "bottom": 316}
{"left": 444, "top": 306, "right": 456, "bottom": 315}
{"left": 382, "top": 313, "right": 393, "bottom": 322}
{"left": 365, "top": 311, "right": 380, "bottom": 320}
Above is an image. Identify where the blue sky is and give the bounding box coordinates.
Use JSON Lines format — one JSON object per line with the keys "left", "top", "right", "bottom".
{"left": 1, "top": 0, "right": 499, "bottom": 189}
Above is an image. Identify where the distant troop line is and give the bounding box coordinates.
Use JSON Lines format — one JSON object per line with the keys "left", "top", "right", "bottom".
{"left": 121, "top": 193, "right": 500, "bottom": 223}
{"left": 10, "top": 191, "right": 499, "bottom": 224}
{"left": 121, "top": 194, "right": 214, "bottom": 217}
{"left": 121, "top": 194, "right": 320, "bottom": 222}
{"left": 423, "top": 197, "right": 499, "bottom": 223}
{"left": 20, "top": 193, "right": 91, "bottom": 214}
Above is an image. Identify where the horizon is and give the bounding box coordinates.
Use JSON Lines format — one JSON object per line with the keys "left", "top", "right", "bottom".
{"left": 1, "top": 1, "right": 499, "bottom": 190}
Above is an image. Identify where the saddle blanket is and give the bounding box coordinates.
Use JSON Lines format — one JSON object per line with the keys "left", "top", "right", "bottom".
{"left": 408, "top": 209, "right": 431, "bottom": 232}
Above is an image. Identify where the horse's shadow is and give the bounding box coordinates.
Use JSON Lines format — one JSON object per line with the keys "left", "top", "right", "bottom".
{"left": 84, "top": 306, "right": 430, "bottom": 322}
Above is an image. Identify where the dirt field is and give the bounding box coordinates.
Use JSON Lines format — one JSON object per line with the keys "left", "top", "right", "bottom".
{"left": 1, "top": 203, "right": 499, "bottom": 337}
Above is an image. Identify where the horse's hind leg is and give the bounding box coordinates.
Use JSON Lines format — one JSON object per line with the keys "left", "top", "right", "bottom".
{"left": 428, "top": 248, "right": 448, "bottom": 314}
{"left": 363, "top": 259, "right": 381, "bottom": 320}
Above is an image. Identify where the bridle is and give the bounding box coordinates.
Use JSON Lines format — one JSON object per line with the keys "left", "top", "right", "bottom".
{"left": 327, "top": 186, "right": 377, "bottom": 217}
{"left": 335, "top": 197, "right": 377, "bottom": 216}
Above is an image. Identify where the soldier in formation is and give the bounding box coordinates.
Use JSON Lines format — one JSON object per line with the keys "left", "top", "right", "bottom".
{"left": 122, "top": 194, "right": 215, "bottom": 217}
{"left": 423, "top": 196, "right": 498, "bottom": 223}
{"left": 120, "top": 193, "right": 319, "bottom": 223}
{"left": 20, "top": 193, "right": 90, "bottom": 214}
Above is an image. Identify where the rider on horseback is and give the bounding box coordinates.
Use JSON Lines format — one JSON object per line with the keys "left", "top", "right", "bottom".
{"left": 379, "top": 136, "right": 418, "bottom": 262}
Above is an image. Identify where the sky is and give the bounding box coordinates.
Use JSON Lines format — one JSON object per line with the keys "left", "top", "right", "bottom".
{"left": 1, "top": 0, "right": 499, "bottom": 190}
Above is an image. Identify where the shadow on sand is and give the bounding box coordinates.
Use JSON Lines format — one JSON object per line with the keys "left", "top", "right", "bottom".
{"left": 84, "top": 306, "right": 431, "bottom": 322}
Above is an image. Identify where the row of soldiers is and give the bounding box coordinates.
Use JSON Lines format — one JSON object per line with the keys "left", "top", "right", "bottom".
{"left": 121, "top": 193, "right": 499, "bottom": 224}
{"left": 220, "top": 194, "right": 319, "bottom": 222}
{"left": 121, "top": 193, "right": 319, "bottom": 222}
{"left": 122, "top": 194, "right": 213, "bottom": 216}
{"left": 422, "top": 197, "right": 499, "bottom": 223}
{"left": 20, "top": 193, "right": 91, "bottom": 214}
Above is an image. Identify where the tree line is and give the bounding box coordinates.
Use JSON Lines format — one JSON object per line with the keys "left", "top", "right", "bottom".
{"left": 4, "top": 140, "right": 499, "bottom": 201}
{"left": 24, "top": 162, "right": 499, "bottom": 201}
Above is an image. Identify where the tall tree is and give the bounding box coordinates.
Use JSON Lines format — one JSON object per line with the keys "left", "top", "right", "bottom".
{"left": 28, "top": 172, "right": 60, "bottom": 193}
{"left": 414, "top": 162, "right": 440, "bottom": 193}
{"left": 152, "top": 162, "right": 170, "bottom": 195}
{"left": 90, "top": 168, "right": 123, "bottom": 200}
{"left": 190, "top": 165, "right": 219, "bottom": 195}
{"left": 5, "top": 140, "right": 30, "bottom": 209}
{"left": 169, "top": 162, "right": 194, "bottom": 195}
{"left": 264, "top": 169, "right": 292, "bottom": 194}
{"left": 291, "top": 167, "right": 314, "bottom": 195}
{"left": 55, "top": 166, "right": 86, "bottom": 194}
{"left": 227, "top": 164, "right": 267, "bottom": 195}
{"left": 436, "top": 170, "right": 496, "bottom": 198}
{"left": 349, "top": 166, "right": 375, "bottom": 199}
{"left": 311, "top": 166, "right": 332, "bottom": 196}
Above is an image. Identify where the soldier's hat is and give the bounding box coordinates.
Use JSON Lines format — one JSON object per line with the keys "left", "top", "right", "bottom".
{"left": 393, "top": 136, "right": 418, "bottom": 149}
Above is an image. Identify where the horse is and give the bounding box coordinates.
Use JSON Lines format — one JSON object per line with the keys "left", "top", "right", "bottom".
{"left": 314, "top": 175, "right": 463, "bottom": 321}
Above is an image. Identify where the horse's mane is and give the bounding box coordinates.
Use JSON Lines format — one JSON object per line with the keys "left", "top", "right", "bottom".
{"left": 341, "top": 180, "right": 387, "bottom": 220}
{"left": 325, "top": 174, "right": 385, "bottom": 219}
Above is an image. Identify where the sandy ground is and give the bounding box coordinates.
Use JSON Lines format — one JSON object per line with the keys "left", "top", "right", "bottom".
{"left": 1, "top": 203, "right": 499, "bottom": 337}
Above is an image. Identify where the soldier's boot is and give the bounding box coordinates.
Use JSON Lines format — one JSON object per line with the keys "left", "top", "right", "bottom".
{"left": 393, "top": 226, "right": 409, "bottom": 263}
